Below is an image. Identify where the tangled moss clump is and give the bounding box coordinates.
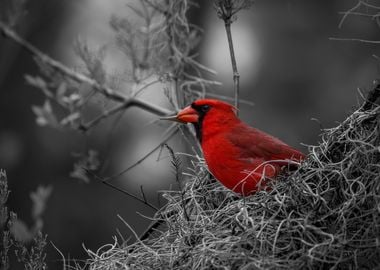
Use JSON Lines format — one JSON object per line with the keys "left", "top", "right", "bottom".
{"left": 84, "top": 90, "right": 380, "bottom": 270}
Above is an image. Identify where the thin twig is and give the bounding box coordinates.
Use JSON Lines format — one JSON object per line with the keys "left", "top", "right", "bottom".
{"left": 78, "top": 97, "right": 174, "bottom": 132}
{"left": 101, "top": 178, "right": 158, "bottom": 212}
{"left": 224, "top": 21, "right": 240, "bottom": 113}
{"left": 85, "top": 168, "right": 158, "bottom": 211}
{"left": 214, "top": 0, "right": 241, "bottom": 114}
{"left": 79, "top": 103, "right": 128, "bottom": 132}
{"left": 103, "top": 123, "right": 178, "bottom": 181}
{"left": 117, "top": 214, "right": 156, "bottom": 253}
{"left": 50, "top": 241, "right": 66, "bottom": 270}
{"left": 139, "top": 142, "right": 196, "bottom": 241}
{"left": 165, "top": 144, "right": 190, "bottom": 222}
{"left": 134, "top": 79, "right": 160, "bottom": 97}
{"left": 139, "top": 219, "right": 165, "bottom": 241}
{"left": 164, "top": 0, "right": 181, "bottom": 111}
{"left": 338, "top": 0, "right": 361, "bottom": 28}
{"left": 329, "top": 37, "right": 380, "bottom": 44}
{"left": 140, "top": 185, "right": 148, "bottom": 205}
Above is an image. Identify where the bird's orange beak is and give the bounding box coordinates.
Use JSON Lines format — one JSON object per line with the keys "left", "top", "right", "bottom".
{"left": 160, "top": 106, "right": 199, "bottom": 123}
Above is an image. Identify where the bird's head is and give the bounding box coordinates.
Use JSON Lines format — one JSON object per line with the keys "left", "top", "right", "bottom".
{"left": 162, "top": 99, "right": 238, "bottom": 142}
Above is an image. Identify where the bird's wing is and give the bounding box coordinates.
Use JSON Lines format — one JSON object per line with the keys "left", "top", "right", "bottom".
{"left": 226, "top": 123, "right": 305, "bottom": 162}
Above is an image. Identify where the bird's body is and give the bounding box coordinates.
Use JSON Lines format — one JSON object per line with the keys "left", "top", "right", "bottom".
{"left": 167, "top": 99, "right": 305, "bottom": 195}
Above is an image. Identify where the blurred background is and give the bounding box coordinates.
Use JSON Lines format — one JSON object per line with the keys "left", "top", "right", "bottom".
{"left": 0, "top": 0, "right": 379, "bottom": 267}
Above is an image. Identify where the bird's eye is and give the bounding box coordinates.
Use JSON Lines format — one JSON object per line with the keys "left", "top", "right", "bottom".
{"left": 201, "top": 105, "right": 210, "bottom": 113}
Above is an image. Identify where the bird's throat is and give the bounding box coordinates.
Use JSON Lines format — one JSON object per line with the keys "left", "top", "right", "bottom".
{"left": 192, "top": 120, "right": 203, "bottom": 143}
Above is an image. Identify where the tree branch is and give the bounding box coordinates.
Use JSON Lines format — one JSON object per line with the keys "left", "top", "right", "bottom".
{"left": 79, "top": 97, "right": 176, "bottom": 132}
{"left": 0, "top": 21, "right": 174, "bottom": 118}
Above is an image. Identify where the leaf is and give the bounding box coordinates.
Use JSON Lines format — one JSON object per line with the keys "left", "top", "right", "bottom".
{"left": 60, "top": 112, "right": 80, "bottom": 126}
{"left": 87, "top": 150, "right": 100, "bottom": 170}
{"left": 70, "top": 163, "right": 90, "bottom": 183}
{"left": 25, "top": 75, "right": 53, "bottom": 98}
{"left": 62, "top": 93, "right": 82, "bottom": 105}
{"left": 90, "top": 59, "right": 106, "bottom": 85}
{"left": 70, "top": 150, "right": 100, "bottom": 183}
{"left": 56, "top": 82, "right": 67, "bottom": 100}
{"left": 30, "top": 185, "right": 53, "bottom": 219}
{"left": 25, "top": 75, "right": 46, "bottom": 89}
{"left": 10, "top": 220, "right": 33, "bottom": 243}
{"left": 31, "top": 100, "right": 59, "bottom": 127}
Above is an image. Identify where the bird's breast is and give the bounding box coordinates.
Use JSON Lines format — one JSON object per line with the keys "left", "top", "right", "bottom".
{"left": 201, "top": 134, "right": 278, "bottom": 195}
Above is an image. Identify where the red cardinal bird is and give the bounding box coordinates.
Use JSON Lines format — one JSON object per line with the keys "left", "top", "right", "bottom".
{"left": 165, "top": 99, "right": 305, "bottom": 195}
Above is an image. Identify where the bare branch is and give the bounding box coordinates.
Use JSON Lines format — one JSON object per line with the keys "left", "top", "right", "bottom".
{"left": 214, "top": 0, "right": 244, "bottom": 114}
{"left": 79, "top": 98, "right": 175, "bottom": 132}
{"left": 85, "top": 169, "right": 158, "bottom": 211}
{"left": 224, "top": 22, "right": 240, "bottom": 113}
{"left": 0, "top": 21, "right": 174, "bottom": 118}
{"left": 103, "top": 123, "right": 178, "bottom": 181}
{"left": 329, "top": 37, "right": 380, "bottom": 44}
{"left": 78, "top": 103, "right": 128, "bottom": 132}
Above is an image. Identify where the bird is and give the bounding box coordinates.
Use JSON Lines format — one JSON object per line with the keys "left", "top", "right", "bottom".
{"left": 163, "top": 99, "right": 305, "bottom": 196}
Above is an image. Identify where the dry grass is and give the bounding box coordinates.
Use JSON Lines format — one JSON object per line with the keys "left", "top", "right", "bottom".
{"left": 80, "top": 96, "right": 380, "bottom": 270}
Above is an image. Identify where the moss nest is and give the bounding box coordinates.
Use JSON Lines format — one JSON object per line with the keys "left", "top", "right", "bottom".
{"left": 84, "top": 90, "right": 380, "bottom": 270}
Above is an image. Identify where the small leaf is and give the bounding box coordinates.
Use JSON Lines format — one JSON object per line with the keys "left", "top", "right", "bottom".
{"left": 10, "top": 219, "right": 33, "bottom": 243}
{"left": 87, "top": 150, "right": 100, "bottom": 170}
{"left": 56, "top": 82, "right": 67, "bottom": 100}
{"left": 31, "top": 100, "right": 59, "bottom": 127}
{"left": 25, "top": 75, "right": 46, "bottom": 88}
{"left": 62, "top": 93, "right": 82, "bottom": 105}
{"left": 90, "top": 59, "right": 106, "bottom": 84}
{"left": 70, "top": 163, "right": 90, "bottom": 183}
{"left": 60, "top": 112, "right": 80, "bottom": 126}
{"left": 30, "top": 185, "right": 53, "bottom": 219}
{"left": 70, "top": 150, "right": 100, "bottom": 183}
{"left": 25, "top": 75, "right": 53, "bottom": 98}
